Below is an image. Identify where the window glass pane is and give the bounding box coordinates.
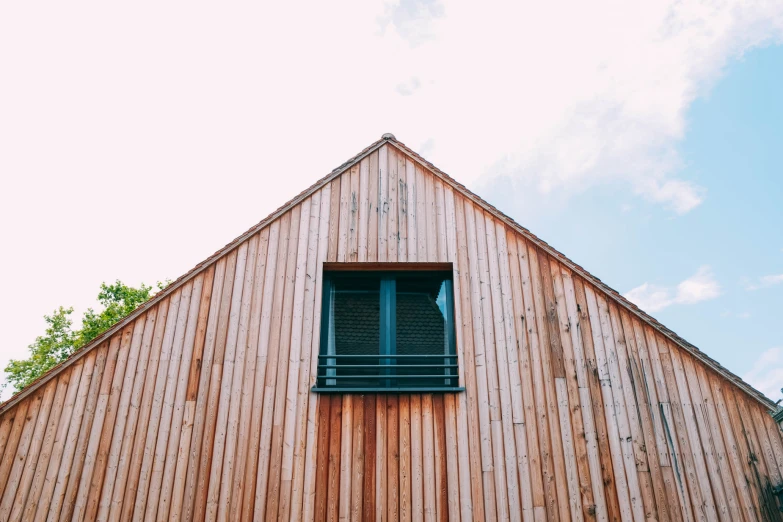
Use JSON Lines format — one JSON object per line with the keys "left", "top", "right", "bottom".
{"left": 396, "top": 274, "right": 452, "bottom": 387}
{"left": 327, "top": 276, "right": 380, "bottom": 387}
{"left": 331, "top": 277, "right": 380, "bottom": 357}
{"left": 396, "top": 275, "right": 447, "bottom": 355}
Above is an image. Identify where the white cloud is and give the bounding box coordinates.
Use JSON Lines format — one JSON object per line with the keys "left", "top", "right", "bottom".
{"left": 395, "top": 76, "right": 422, "bottom": 96}
{"left": 418, "top": 137, "right": 436, "bottom": 157}
{"left": 625, "top": 283, "right": 675, "bottom": 313}
{"left": 624, "top": 265, "right": 721, "bottom": 312}
{"left": 635, "top": 178, "right": 706, "bottom": 215}
{"left": 744, "top": 347, "right": 783, "bottom": 401}
{"left": 745, "top": 273, "right": 783, "bottom": 290}
{"left": 378, "top": 0, "right": 445, "bottom": 47}
{"left": 458, "top": 1, "right": 783, "bottom": 214}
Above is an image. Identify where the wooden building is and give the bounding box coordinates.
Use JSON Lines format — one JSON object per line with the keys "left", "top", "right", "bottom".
{"left": 1, "top": 134, "right": 782, "bottom": 521}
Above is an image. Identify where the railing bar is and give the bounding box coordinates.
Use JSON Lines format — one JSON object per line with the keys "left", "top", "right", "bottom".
{"left": 317, "top": 374, "right": 457, "bottom": 380}
{"left": 312, "top": 387, "right": 466, "bottom": 393}
{"left": 318, "top": 364, "right": 458, "bottom": 369}
{"left": 318, "top": 354, "right": 457, "bottom": 359}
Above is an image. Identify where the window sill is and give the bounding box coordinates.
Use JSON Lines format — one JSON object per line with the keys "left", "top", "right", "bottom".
{"left": 311, "top": 386, "right": 465, "bottom": 394}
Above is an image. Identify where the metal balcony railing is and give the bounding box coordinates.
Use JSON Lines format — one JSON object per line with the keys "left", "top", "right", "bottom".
{"left": 312, "top": 353, "right": 464, "bottom": 393}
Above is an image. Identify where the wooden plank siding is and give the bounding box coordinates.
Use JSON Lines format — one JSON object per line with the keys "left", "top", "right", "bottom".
{"left": 1, "top": 139, "right": 782, "bottom": 521}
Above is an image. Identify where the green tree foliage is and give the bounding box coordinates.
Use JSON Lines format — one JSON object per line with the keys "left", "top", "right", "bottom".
{"left": 3, "top": 306, "right": 77, "bottom": 393}
{"left": 3, "top": 280, "right": 165, "bottom": 393}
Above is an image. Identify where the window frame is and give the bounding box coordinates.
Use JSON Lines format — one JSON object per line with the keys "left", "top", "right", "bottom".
{"left": 312, "top": 265, "right": 464, "bottom": 393}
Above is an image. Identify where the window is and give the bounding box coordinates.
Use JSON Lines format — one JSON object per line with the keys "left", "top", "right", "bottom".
{"left": 313, "top": 266, "right": 462, "bottom": 393}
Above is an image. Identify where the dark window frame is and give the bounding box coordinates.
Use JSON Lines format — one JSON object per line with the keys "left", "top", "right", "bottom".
{"left": 312, "top": 268, "right": 464, "bottom": 393}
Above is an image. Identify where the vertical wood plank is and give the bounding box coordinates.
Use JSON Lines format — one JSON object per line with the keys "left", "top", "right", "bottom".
{"left": 424, "top": 170, "right": 437, "bottom": 263}
{"left": 399, "top": 395, "right": 412, "bottom": 522}
{"left": 442, "top": 394, "right": 461, "bottom": 522}
{"left": 375, "top": 393, "right": 387, "bottom": 522}
{"left": 708, "top": 372, "right": 757, "bottom": 522}
{"left": 433, "top": 180, "right": 447, "bottom": 262}
{"left": 47, "top": 350, "right": 98, "bottom": 521}
{"left": 143, "top": 278, "right": 198, "bottom": 522}
{"left": 554, "top": 265, "right": 604, "bottom": 522}
{"left": 239, "top": 222, "right": 280, "bottom": 522}
{"left": 507, "top": 232, "right": 546, "bottom": 521}
{"left": 410, "top": 395, "right": 423, "bottom": 522}
{"left": 200, "top": 239, "right": 249, "bottom": 521}
{"left": 656, "top": 337, "right": 705, "bottom": 521}
{"left": 363, "top": 395, "right": 377, "bottom": 522}
{"left": 582, "top": 285, "right": 634, "bottom": 522}
{"left": 277, "top": 199, "right": 313, "bottom": 522}
{"left": 219, "top": 233, "right": 265, "bottom": 520}
{"left": 252, "top": 212, "right": 293, "bottom": 521}
{"left": 262, "top": 206, "right": 301, "bottom": 522}
{"left": 397, "top": 153, "right": 408, "bottom": 262}
{"left": 495, "top": 225, "right": 533, "bottom": 520}
{"left": 168, "top": 265, "right": 217, "bottom": 522}
{"left": 367, "top": 152, "right": 380, "bottom": 263}
{"left": 37, "top": 362, "right": 84, "bottom": 520}
{"left": 421, "top": 394, "right": 436, "bottom": 522}
{"left": 61, "top": 341, "right": 110, "bottom": 521}
{"left": 348, "top": 165, "right": 360, "bottom": 263}
{"left": 299, "top": 185, "right": 332, "bottom": 522}
{"left": 0, "top": 400, "right": 31, "bottom": 501}
{"left": 288, "top": 193, "right": 323, "bottom": 521}
{"left": 350, "top": 396, "right": 365, "bottom": 521}
{"left": 432, "top": 395, "right": 449, "bottom": 522}
{"left": 482, "top": 214, "right": 521, "bottom": 522}
{"left": 572, "top": 279, "right": 622, "bottom": 522}
{"left": 378, "top": 145, "right": 389, "bottom": 263}
{"left": 386, "top": 396, "right": 399, "bottom": 522}
{"left": 446, "top": 190, "right": 476, "bottom": 522}
{"left": 358, "top": 158, "right": 370, "bottom": 263}
{"left": 529, "top": 247, "right": 571, "bottom": 522}
{"left": 155, "top": 274, "right": 206, "bottom": 522}
{"left": 327, "top": 396, "right": 342, "bottom": 522}
{"left": 102, "top": 305, "right": 158, "bottom": 522}
{"left": 95, "top": 314, "right": 149, "bottom": 521}
{"left": 693, "top": 361, "right": 743, "bottom": 521}
{"left": 415, "top": 165, "right": 427, "bottom": 263}
{"left": 517, "top": 241, "right": 559, "bottom": 522}
{"left": 462, "top": 202, "right": 496, "bottom": 522}
{"left": 722, "top": 384, "right": 766, "bottom": 521}
{"left": 668, "top": 346, "right": 720, "bottom": 521}
{"left": 327, "top": 178, "right": 341, "bottom": 263}
{"left": 387, "top": 146, "right": 399, "bottom": 262}
{"left": 84, "top": 323, "right": 137, "bottom": 522}
{"left": 605, "top": 302, "right": 656, "bottom": 522}
{"left": 0, "top": 414, "right": 15, "bottom": 477}
{"left": 129, "top": 287, "right": 185, "bottom": 521}
{"left": 619, "top": 311, "right": 670, "bottom": 522}
{"left": 314, "top": 396, "right": 332, "bottom": 522}
{"left": 405, "top": 159, "right": 417, "bottom": 263}
{"left": 0, "top": 382, "right": 49, "bottom": 521}
{"left": 338, "top": 395, "right": 353, "bottom": 522}
{"left": 14, "top": 376, "right": 59, "bottom": 522}
{"left": 191, "top": 252, "right": 238, "bottom": 522}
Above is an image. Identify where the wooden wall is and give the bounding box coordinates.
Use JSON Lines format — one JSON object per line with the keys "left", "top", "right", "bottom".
{"left": 1, "top": 140, "right": 782, "bottom": 521}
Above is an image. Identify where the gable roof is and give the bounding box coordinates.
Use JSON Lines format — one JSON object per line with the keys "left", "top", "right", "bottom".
{"left": 1, "top": 134, "right": 775, "bottom": 413}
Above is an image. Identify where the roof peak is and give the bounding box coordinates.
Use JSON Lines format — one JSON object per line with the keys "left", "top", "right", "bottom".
{"left": 381, "top": 132, "right": 396, "bottom": 140}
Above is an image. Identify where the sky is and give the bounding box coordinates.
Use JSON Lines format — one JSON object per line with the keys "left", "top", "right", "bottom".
{"left": 0, "top": 0, "right": 782, "bottom": 402}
